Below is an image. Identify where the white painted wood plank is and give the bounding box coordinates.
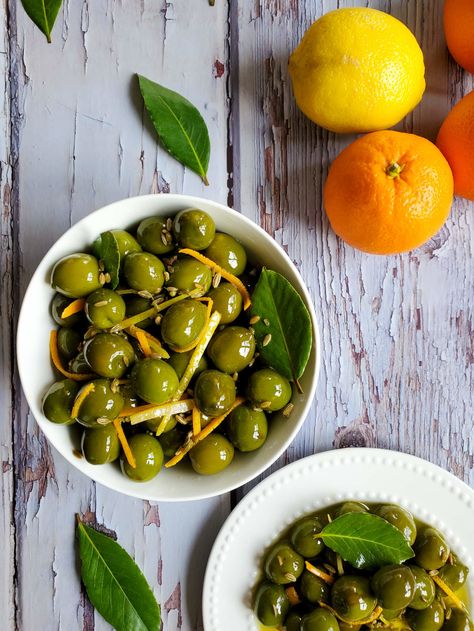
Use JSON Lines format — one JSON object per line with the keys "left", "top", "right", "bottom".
{"left": 12, "top": 1, "right": 230, "bottom": 629}
{"left": 234, "top": 0, "right": 474, "bottom": 500}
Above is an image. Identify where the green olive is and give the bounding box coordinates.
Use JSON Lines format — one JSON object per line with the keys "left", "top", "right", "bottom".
{"left": 75, "top": 379, "right": 124, "bottom": 428}
{"left": 166, "top": 256, "right": 212, "bottom": 296}
{"left": 51, "top": 293, "right": 85, "bottom": 328}
{"left": 371, "top": 564, "right": 415, "bottom": 610}
{"left": 409, "top": 565, "right": 436, "bottom": 610}
{"left": 375, "top": 504, "right": 417, "bottom": 545}
{"left": 42, "top": 379, "right": 79, "bottom": 424}
{"left": 173, "top": 208, "right": 215, "bottom": 250}
{"left": 93, "top": 229, "right": 141, "bottom": 261}
{"left": 189, "top": 433, "right": 234, "bottom": 475}
{"left": 208, "top": 282, "right": 242, "bottom": 324}
{"left": 57, "top": 327, "right": 82, "bottom": 361}
{"left": 85, "top": 288, "right": 126, "bottom": 329}
{"left": 289, "top": 515, "right": 325, "bottom": 558}
{"left": 264, "top": 542, "right": 304, "bottom": 584}
{"left": 136, "top": 216, "right": 175, "bottom": 254}
{"left": 205, "top": 232, "right": 247, "bottom": 275}
{"left": 194, "top": 369, "right": 236, "bottom": 417}
{"left": 442, "top": 609, "right": 473, "bottom": 631}
{"left": 130, "top": 358, "right": 179, "bottom": 404}
{"left": 335, "top": 501, "right": 369, "bottom": 517}
{"left": 253, "top": 581, "right": 290, "bottom": 627}
{"left": 406, "top": 599, "right": 445, "bottom": 631}
{"left": 83, "top": 333, "right": 135, "bottom": 378}
{"left": 124, "top": 295, "right": 154, "bottom": 330}
{"left": 414, "top": 527, "right": 450, "bottom": 571}
{"left": 161, "top": 299, "right": 208, "bottom": 351}
{"left": 158, "top": 427, "right": 184, "bottom": 459}
{"left": 167, "top": 350, "right": 208, "bottom": 381}
{"left": 121, "top": 433, "right": 164, "bottom": 481}
{"left": 331, "top": 576, "right": 377, "bottom": 622}
{"left": 69, "top": 351, "right": 91, "bottom": 375}
{"left": 247, "top": 368, "right": 292, "bottom": 411}
{"left": 437, "top": 556, "right": 469, "bottom": 592}
{"left": 301, "top": 608, "right": 340, "bottom": 631}
{"left": 300, "top": 571, "right": 331, "bottom": 604}
{"left": 81, "top": 425, "right": 120, "bottom": 465}
{"left": 207, "top": 326, "right": 255, "bottom": 374}
{"left": 285, "top": 611, "right": 304, "bottom": 631}
{"left": 123, "top": 252, "right": 165, "bottom": 294}
{"left": 226, "top": 404, "right": 267, "bottom": 452}
{"left": 51, "top": 253, "right": 102, "bottom": 298}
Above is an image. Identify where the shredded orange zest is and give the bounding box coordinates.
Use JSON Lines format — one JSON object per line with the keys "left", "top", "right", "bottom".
{"left": 174, "top": 298, "right": 213, "bottom": 354}
{"left": 135, "top": 328, "right": 152, "bottom": 357}
{"left": 127, "top": 326, "right": 169, "bottom": 359}
{"left": 119, "top": 402, "right": 156, "bottom": 418}
{"left": 319, "top": 601, "right": 383, "bottom": 625}
{"left": 113, "top": 419, "right": 136, "bottom": 469}
{"left": 305, "top": 561, "right": 335, "bottom": 585}
{"left": 179, "top": 248, "right": 251, "bottom": 310}
{"left": 165, "top": 397, "right": 245, "bottom": 468}
{"left": 126, "top": 399, "right": 195, "bottom": 426}
{"left": 431, "top": 574, "right": 467, "bottom": 611}
{"left": 60, "top": 298, "right": 85, "bottom": 319}
{"left": 71, "top": 382, "right": 95, "bottom": 419}
{"left": 285, "top": 586, "right": 301, "bottom": 606}
{"left": 49, "top": 330, "right": 95, "bottom": 381}
{"left": 192, "top": 406, "right": 201, "bottom": 437}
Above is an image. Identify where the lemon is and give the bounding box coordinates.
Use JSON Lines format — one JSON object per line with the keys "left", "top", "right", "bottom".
{"left": 289, "top": 8, "right": 426, "bottom": 134}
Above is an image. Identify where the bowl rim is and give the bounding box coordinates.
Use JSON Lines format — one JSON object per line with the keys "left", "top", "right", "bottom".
{"left": 17, "top": 193, "right": 321, "bottom": 501}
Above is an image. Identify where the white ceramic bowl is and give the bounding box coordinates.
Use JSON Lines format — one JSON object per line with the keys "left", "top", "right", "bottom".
{"left": 17, "top": 194, "right": 320, "bottom": 501}
{"left": 203, "top": 448, "right": 474, "bottom": 630}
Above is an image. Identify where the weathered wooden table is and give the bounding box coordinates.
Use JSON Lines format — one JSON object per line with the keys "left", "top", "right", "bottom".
{"left": 1, "top": 1, "right": 472, "bottom": 629}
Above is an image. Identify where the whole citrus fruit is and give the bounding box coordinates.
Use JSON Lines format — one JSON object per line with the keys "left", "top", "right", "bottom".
{"left": 437, "top": 90, "right": 474, "bottom": 201}
{"left": 324, "top": 131, "right": 453, "bottom": 254}
{"left": 444, "top": 0, "right": 474, "bottom": 74}
{"left": 289, "top": 8, "right": 426, "bottom": 134}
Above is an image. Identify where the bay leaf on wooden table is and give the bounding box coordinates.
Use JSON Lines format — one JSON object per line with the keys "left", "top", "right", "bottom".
{"left": 250, "top": 268, "right": 312, "bottom": 391}
{"left": 137, "top": 74, "right": 211, "bottom": 185}
{"left": 77, "top": 519, "right": 161, "bottom": 631}
{"left": 96, "top": 231, "right": 121, "bottom": 290}
{"left": 320, "top": 512, "right": 415, "bottom": 570}
{"left": 21, "top": 0, "right": 63, "bottom": 43}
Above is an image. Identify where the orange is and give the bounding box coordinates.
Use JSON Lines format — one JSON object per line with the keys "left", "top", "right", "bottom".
{"left": 323, "top": 131, "right": 454, "bottom": 255}
{"left": 436, "top": 90, "right": 474, "bottom": 201}
{"left": 444, "top": 0, "right": 474, "bottom": 74}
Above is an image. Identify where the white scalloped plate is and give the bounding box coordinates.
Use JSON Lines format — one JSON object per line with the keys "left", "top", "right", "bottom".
{"left": 203, "top": 448, "right": 474, "bottom": 631}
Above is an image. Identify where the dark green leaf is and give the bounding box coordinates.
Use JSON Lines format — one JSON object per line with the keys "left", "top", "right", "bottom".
{"left": 77, "top": 520, "right": 161, "bottom": 631}
{"left": 137, "top": 74, "right": 210, "bottom": 184}
{"left": 250, "top": 269, "right": 312, "bottom": 384}
{"left": 21, "top": 0, "right": 62, "bottom": 43}
{"left": 320, "top": 513, "right": 415, "bottom": 570}
{"left": 99, "top": 231, "right": 120, "bottom": 289}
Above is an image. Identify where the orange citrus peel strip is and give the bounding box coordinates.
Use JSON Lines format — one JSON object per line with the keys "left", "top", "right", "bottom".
{"left": 305, "top": 561, "right": 335, "bottom": 585}
{"left": 431, "top": 574, "right": 467, "bottom": 611}
{"left": 70, "top": 382, "right": 95, "bottom": 419}
{"left": 179, "top": 248, "right": 251, "bottom": 310}
{"left": 60, "top": 298, "right": 86, "bottom": 319}
{"left": 285, "top": 586, "right": 301, "bottom": 606}
{"left": 113, "top": 419, "right": 136, "bottom": 469}
{"left": 119, "top": 402, "right": 157, "bottom": 418}
{"left": 126, "top": 399, "right": 195, "bottom": 426}
{"left": 165, "top": 396, "right": 245, "bottom": 468}
{"left": 49, "top": 330, "right": 95, "bottom": 381}
{"left": 135, "top": 328, "right": 152, "bottom": 357}
{"left": 192, "top": 406, "right": 202, "bottom": 437}
{"left": 126, "top": 326, "right": 169, "bottom": 359}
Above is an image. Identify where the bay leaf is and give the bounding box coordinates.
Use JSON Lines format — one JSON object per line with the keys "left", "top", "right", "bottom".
{"left": 137, "top": 74, "right": 210, "bottom": 184}
{"left": 98, "top": 231, "right": 120, "bottom": 289}
{"left": 250, "top": 269, "right": 312, "bottom": 386}
{"left": 320, "top": 512, "right": 415, "bottom": 570}
{"left": 21, "top": 0, "right": 62, "bottom": 43}
{"left": 77, "top": 520, "right": 161, "bottom": 631}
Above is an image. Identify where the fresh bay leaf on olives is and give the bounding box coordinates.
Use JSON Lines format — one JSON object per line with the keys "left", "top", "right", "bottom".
{"left": 250, "top": 269, "right": 312, "bottom": 387}
{"left": 77, "top": 519, "right": 161, "bottom": 631}
{"left": 20, "top": 0, "right": 63, "bottom": 43}
{"left": 97, "top": 231, "right": 120, "bottom": 289}
{"left": 137, "top": 74, "right": 210, "bottom": 185}
{"left": 320, "top": 512, "right": 415, "bottom": 570}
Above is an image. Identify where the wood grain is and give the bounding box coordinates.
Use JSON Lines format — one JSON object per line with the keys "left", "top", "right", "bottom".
{"left": 1, "top": 1, "right": 472, "bottom": 629}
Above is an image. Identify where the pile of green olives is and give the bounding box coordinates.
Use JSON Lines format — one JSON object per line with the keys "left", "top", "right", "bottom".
{"left": 44, "top": 208, "right": 298, "bottom": 483}
{"left": 254, "top": 501, "right": 472, "bottom": 631}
